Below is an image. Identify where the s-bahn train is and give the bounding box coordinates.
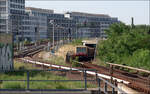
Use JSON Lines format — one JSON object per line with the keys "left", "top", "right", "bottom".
{"left": 66, "top": 43, "right": 96, "bottom": 63}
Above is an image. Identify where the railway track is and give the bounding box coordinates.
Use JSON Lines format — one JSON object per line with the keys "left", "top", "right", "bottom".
{"left": 13, "top": 41, "right": 150, "bottom": 93}
{"left": 14, "top": 44, "right": 48, "bottom": 58}
{"left": 16, "top": 56, "right": 150, "bottom": 93}
{"left": 15, "top": 56, "right": 150, "bottom": 93}
{"left": 13, "top": 40, "right": 62, "bottom": 58}
{"left": 82, "top": 62, "right": 150, "bottom": 94}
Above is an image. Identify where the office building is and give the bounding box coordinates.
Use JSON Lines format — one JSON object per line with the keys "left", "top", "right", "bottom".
{"left": 0, "top": 0, "right": 26, "bottom": 41}
{"left": 65, "top": 12, "right": 118, "bottom": 38}
{"left": 25, "top": 7, "right": 54, "bottom": 41}
{"left": 48, "top": 13, "right": 76, "bottom": 42}
{"left": 0, "top": 1, "right": 119, "bottom": 42}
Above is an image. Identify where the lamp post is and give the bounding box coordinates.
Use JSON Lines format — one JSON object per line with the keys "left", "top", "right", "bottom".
{"left": 49, "top": 20, "right": 55, "bottom": 51}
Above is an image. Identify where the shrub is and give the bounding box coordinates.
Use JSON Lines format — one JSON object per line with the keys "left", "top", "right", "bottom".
{"left": 71, "top": 57, "right": 81, "bottom": 67}
{"left": 71, "top": 39, "right": 82, "bottom": 45}
{"left": 97, "top": 23, "right": 150, "bottom": 70}
{"left": 125, "top": 49, "right": 150, "bottom": 70}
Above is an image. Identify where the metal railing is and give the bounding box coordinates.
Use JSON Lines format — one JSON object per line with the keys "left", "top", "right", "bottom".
{"left": 0, "top": 69, "right": 96, "bottom": 91}
{"left": 97, "top": 77, "right": 127, "bottom": 94}
{"left": 0, "top": 69, "right": 127, "bottom": 94}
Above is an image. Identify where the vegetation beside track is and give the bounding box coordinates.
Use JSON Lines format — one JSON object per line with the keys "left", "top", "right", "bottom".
{"left": 42, "top": 56, "right": 68, "bottom": 66}
{"left": 0, "top": 61, "right": 96, "bottom": 89}
{"left": 70, "top": 39, "right": 83, "bottom": 45}
{"left": 97, "top": 23, "right": 150, "bottom": 71}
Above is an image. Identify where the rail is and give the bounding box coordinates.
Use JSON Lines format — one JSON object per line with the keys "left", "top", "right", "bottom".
{"left": 97, "top": 77, "right": 127, "bottom": 94}
{"left": 106, "top": 62, "right": 150, "bottom": 74}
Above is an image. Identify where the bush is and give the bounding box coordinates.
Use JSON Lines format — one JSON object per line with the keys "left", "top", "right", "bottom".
{"left": 71, "top": 57, "right": 81, "bottom": 67}
{"left": 97, "top": 23, "right": 150, "bottom": 70}
{"left": 125, "top": 49, "right": 150, "bottom": 70}
{"left": 71, "top": 39, "right": 82, "bottom": 45}
{"left": 72, "top": 60, "right": 81, "bottom": 67}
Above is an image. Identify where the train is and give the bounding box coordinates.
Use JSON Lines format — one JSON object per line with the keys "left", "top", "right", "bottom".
{"left": 66, "top": 42, "right": 96, "bottom": 63}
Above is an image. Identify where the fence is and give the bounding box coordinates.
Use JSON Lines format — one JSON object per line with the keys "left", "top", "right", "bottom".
{"left": 0, "top": 69, "right": 126, "bottom": 94}
{"left": 0, "top": 69, "right": 96, "bottom": 91}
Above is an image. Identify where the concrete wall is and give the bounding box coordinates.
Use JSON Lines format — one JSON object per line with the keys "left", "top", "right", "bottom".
{"left": 0, "top": 33, "right": 14, "bottom": 70}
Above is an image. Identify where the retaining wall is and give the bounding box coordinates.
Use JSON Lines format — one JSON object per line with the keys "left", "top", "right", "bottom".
{"left": 0, "top": 33, "right": 13, "bottom": 70}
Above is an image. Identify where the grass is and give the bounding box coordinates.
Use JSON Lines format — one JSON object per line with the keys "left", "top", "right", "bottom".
{"left": 14, "top": 61, "right": 38, "bottom": 70}
{"left": 44, "top": 56, "right": 68, "bottom": 66}
{"left": 0, "top": 61, "right": 97, "bottom": 89}
{"left": 92, "top": 57, "right": 107, "bottom": 67}
{"left": 70, "top": 39, "right": 83, "bottom": 46}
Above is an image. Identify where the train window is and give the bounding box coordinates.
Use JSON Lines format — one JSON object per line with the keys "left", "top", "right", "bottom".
{"left": 76, "top": 47, "right": 86, "bottom": 54}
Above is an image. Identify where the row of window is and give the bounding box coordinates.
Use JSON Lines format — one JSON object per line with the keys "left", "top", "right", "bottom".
{"left": 10, "top": 4, "right": 25, "bottom": 9}
{"left": 0, "top": 25, "right": 6, "bottom": 29}
{"left": 0, "top": 8, "right": 6, "bottom": 12}
{"left": 10, "top": 9, "right": 24, "bottom": 14}
{"left": 74, "top": 16, "right": 115, "bottom": 22}
{"left": 31, "top": 11, "right": 49, "bottom": 17}
{"left": 52, "top": 19, "right": 75, "bottom": 24}
{"left": 10, "top": 0, "right": 25, "bottom": 4}
{"left": 0, "top": 1, "right": 6, "bottom": 5}
{"left": 48, "top": 14, "right": 64, "bottom": 18}
{"left": 0, "top": 19, "right": 6, "bottom": 24}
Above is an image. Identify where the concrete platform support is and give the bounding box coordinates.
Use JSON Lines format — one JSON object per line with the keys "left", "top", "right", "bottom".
{"left": 118, "top": 83, "right": 140, "bottom": 94}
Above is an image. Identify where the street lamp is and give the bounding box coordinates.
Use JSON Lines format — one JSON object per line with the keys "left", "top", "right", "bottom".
{"left": 49, "top": 20, "right": 55, "bottom": 51}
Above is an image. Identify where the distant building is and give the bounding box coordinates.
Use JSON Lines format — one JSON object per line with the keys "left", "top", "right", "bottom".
{"left": 0, "top": 0, "right": 8, "bottom": 33}
{"left": 25, "top": 7, "right": 54, "bottom": 41}
{"left": 0, "top": 1, "right": 119, "bottom": 42}
{"left": 65, "top": 12, "right": 118, "bottom": 38}
{"left": 25, "top": 7, "right": 76, "bottom": 42}
{"left": 47, "top": 13, "right": 76, "bottom": 42}
{"left": 0, "top": 0, "right": 26, "bottom": 41}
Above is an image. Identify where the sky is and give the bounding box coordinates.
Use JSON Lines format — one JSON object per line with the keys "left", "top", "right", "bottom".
{"left": 25, "top": 0, "right": 149, "bottom": 25}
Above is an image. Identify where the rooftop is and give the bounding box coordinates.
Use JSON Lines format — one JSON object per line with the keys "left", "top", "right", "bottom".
{"left": 67, "top": 11, "right": 110, "bottom": 18}
{"left": 25, "top": 7, "right": 54, "bottom": 14}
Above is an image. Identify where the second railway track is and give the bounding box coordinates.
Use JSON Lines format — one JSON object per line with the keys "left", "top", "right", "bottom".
{"left": 13, "top": 41, "right": 150, "bottom": 93}
{"left": 82, "top": 62, "right": 150, "bottom": 94}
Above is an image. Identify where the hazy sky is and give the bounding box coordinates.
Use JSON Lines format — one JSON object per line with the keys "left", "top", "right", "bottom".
{"left": 25, "top": 0, "right": 149, "bottom": 25}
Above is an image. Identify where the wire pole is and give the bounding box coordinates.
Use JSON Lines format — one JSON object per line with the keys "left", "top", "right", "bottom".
{"left": 53, "top": 21, "right": 55, "bottom": 51}
{"left": 17, "top": 21, "right": 19, "bottom": 51}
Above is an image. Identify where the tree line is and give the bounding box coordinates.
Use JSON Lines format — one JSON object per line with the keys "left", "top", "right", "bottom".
{"left": 97, "top": 23, "right": 150, "bottom": 70}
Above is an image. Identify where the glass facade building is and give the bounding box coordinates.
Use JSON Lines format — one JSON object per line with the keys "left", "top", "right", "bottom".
{"left": 48, "top": 13, "right": 76, "bottom": 42}
{"left": 65, "top": 12, "right": 119, "bottom": 38}
{"left": 25, "top": 7, "right": 54, "bottom": 41}
{"left": 0, "top": 0, "right": 9, "bottom": 33}
{"left": 0, "top": 1, "right": 119, "bottom": 42}
{"left": 0, "top": 0, "right": 26, "bottom": 41}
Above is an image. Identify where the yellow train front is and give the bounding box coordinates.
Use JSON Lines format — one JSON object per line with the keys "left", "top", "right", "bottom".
{"left": 66, "top": 45, "right": 96, "bottom": 63}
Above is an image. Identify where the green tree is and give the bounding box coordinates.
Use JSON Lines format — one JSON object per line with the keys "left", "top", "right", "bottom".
{"left": 97, "top": 23, "right": 150, "bottom": 70}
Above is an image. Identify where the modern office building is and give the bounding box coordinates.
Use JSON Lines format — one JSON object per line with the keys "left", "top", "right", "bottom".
{"left": 0, "top": 1, "right": 119, "bottom": 42}
{"left": 25, "top": 7, "right": 76, "bottom": 42}
{"left": 65, "top": 12, "right": 118, "bottom": 38}
{"left": 25, "top": 7, "right": 54, "bottom": 41}
{"left": 48, "top": 13, "right": 76, "bottom": 42}
{"left": 0, "top": 0, "right": 8, "bottom": 33}
{"left": 0, "top": 0, "right": 26, "bottom": 41}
